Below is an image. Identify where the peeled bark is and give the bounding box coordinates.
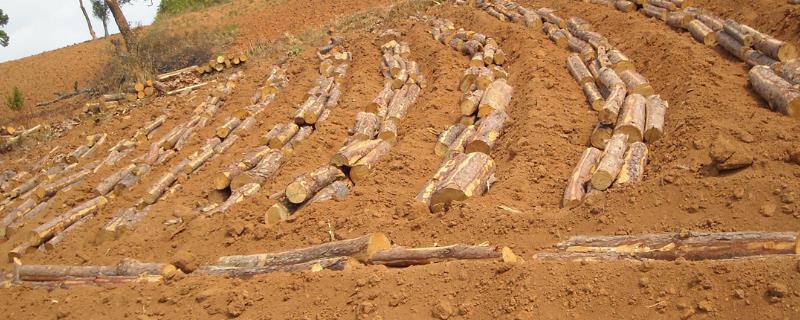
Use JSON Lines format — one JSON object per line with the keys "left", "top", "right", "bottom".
{"left": 644, "top": 95, "right": 668, "bottom": 142}
{"left": 562, "top": 147, "right": 603, "bottom": 209}
{"left": 349, "top": 141, "right": 393, "bottom": 183}
{"left": 429, "top": 152, "right": 496, "bottom": 212}
{"left": 285, "top": 165, "right": 345, "bottom": 204}
{"left": 465, "top": 110, "right": 508, "bottom": 154}
{"left": 216, "top": 233, "right": 392, "bottom": 267}
{"left": 95, "top": 164, "right": 136, "bottom": 195}
{"left": 614, "top": 142, "right": 648, "bottom": 186}
{"left": 590, "top": 133, "right": 628, "bottom": 190}
{"left": 615, "top": 94, "right": 646, "bottom": 143}
{"left": 369, "top": 244, "right": 509, "bottom": 267}
{"left": 551, "top": 231, "right": 798, "bottom": 261}
{"left": 687, "top": 20, "right": 717, "bottom": 46}
{"left": 435, "top": 124, "right": 466, "bottom": 157}
{"left": 748, "top": 65, "right": 800, "bottom": 117}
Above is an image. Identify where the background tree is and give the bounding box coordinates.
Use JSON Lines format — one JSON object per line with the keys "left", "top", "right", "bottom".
{"left": 78, "top": 0, "right": 97, "bottom": 40}
{"left": 0, "top": 9, "right": 9, "bottom": 47}
{"left": 91, "top": 0, "right": 110, "bottom": 37}
{"left": 105, "top": 0, "right": 133, "bottom": 48}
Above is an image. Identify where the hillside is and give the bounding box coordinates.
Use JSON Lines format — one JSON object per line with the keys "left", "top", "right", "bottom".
{"left": 0, "top": 0, "right": 799, "bottom": 319}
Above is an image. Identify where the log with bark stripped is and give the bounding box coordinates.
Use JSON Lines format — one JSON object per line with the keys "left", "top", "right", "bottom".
{"left": 562, "top": 147, "right": 603, "bottom": 208}
{"left": 435, "top": 124, "right": 466, "bottom": 157}
{"left": 330, "top": 139, "right": 383, "bottom": 168}
{"left": 198, "top": 256, "right": 356, "bottom": 278}
{"left": 567, "top": 54, "right": 594, "bottom": 85}
{"left": 615, "top": 94, "right": 646, "bottom": 143}
{"left": 687, "top": 20, "right": 717, "bottom": 46}
{"left": 34, "top": 168, "right": 91, "bottom": 201}
{"left": 590, "top": 133, "right": 629, "bottom": 190}
{"left": 613, "top": 141, "right": 648, "bottom": 186}
{"left": 143, "top": 159, "right": 189, "bottom": 205}
{"left": 717, "top": 30, "right": 746, "bottom": 59}
{"left": 349, "top": 112, "right": 380, "bottom": 142}
{"left": 216, "top": 233, "right": 391, "bottom": 267}
{"left": 465, "top": 110, "right": 508, "bottom": 154}
{"left": 96, "top": 207, "right": 150, "bottom": 243}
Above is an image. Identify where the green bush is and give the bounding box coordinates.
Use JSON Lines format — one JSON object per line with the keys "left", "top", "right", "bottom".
{"left": 5, "top": 87, "right": 23, "bottom": 111}
{"left": 158, "top": 0, "right": 230, "bottom": 16}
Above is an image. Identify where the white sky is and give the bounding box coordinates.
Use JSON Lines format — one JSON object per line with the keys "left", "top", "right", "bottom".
{"left": 0, "top": 0, "right": 162, "bottom": 63}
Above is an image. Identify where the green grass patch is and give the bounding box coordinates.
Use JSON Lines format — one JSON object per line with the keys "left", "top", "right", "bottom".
{"left": 157, "top": 0, "right": 230, "bottom": 17}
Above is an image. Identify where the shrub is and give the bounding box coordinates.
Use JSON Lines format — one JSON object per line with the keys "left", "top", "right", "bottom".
{"left": 157, "top": 0, "right": 230, "bottom": 16}
{"left": 5, "top": 87, "right": 23, "bottom": 111}
{"left": 94, "top": 23, "right": 235, "bottom": 92}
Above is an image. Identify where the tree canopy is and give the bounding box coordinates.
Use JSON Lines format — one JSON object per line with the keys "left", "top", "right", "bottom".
{"left": 0, "top": 9, "right": 9, "bottom": 47}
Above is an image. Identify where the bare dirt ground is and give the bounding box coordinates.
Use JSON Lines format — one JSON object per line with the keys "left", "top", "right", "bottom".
{"left": 0, "top": 0, "right": 798, "bottom": 319}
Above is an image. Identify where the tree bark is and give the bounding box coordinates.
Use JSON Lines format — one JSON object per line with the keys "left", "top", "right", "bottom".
{"left": 105, "top": 0, "right": 133, "bottom": 49}
{"left": 78, "top": 0, "right": 97, "bottom": 40}
{"left": 614, "top": 94, "right": 646, "bottom": 143}
{"left": 215, "top": 233, "right": 391, "bottom": 267}
{"left": 369, "top": 244, "right": 507, "bottom": 267}
{"left": 644, "top": 94, "right": 668, "bottom": 142}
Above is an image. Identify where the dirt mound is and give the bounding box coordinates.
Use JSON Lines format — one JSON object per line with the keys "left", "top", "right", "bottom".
{"left": 0, "top": 0, "right": 799, "bottom": 318}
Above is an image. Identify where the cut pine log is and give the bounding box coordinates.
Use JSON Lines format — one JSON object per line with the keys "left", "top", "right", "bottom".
{"left": 687, "top": 20, "right": 717, "bottom": 46}
{"left": 285, "top": 165, "right": 345, "bottom": 204}
{"left": 550, "top": 231, "right": 799, "bottom": 261}
{"left": 230, "top": 150, "right": 284, "bottom": 190}
{"left": 0, "top": 198, "right": 36, "bottom": 239}
{"left": 599, "top": 66, "right": 625, "bottom": 90}
{"left": 607, "top": 49, "right": 634, "bottom": 72}
{"left": 268, "top": 122, "right": 300, "bottom": 149}
{"left": 477, "top": 79, "right": 513, "bottom": 118}
{"left": 599, "top": 85, "right": 627, "bottom": 125}
{"left": 5, "top": 201, "right": 49, "bottom": 237}
{"left": 781, "top": 59, "right": 800, "bottom": 85}
{"left": 96, "top": 207, "right": 149, "bottom": 243}
{"left": 614, "top": 94, "right": 646, "bottom": 143}
{"left": 95, "top": 164, "right": 136, "bottom": 195}
{"left": 330, "top": 139, "right": 383, "bottom": 167}
{"left": 198, "top": 256, "right": 355, "bottom": 277}
{"left": 216, "top": 233, "right": 391, "bottom": 267}
{"left": 590, "top": 133, "right": 629, "bottom": 191}
{"left": 183, "top": 146, "right": 215, "bottom": 176}
{"left": 435, "top": 124, "right": 466, "bottom": 157}
{"left": 369, "top": 244, "right": 510, "bottom": 267}
{"left": 429, "top": 152, "right": 495, "bottom": 212}
{"left": 695, "top": 13, "right": 723, "bottom": 31}
{"left": 717, "top": 31, "right": 747, "bottom": 59}
{"left": 562, "top": 147, "right": 603, "bottom": 209}
{"left": 567, "top": 54, "right": 594, "bottom": 85}
{"left": 722, "top": 20, "right": 754, "bottom": 47}
{"left": 642, "top": 4, "right": 668, "bottom": 20}
{"left": 666, "top": 11, "right": 692, "bottom": 29}
{"left": 465, "top": 110, "right": 508, "bottom": 154}
{"left": 349, "top": 141, "right": 392, "bottom": 183}
{"left": 29, "top": 196, "right": 108, "bottom": 246}
{"left": 16, "top": 259, "right": 175, "bottom": 282}
{"left": 752, "top": 34, "right": 798, "bottom": 63}
{"left": 386, "top": 84, "right": 420, "bottom": 121}
{"left": 35, "top": 168, "right": 91, "bottom": 201}
{"left": 614, "top": 141, "right": 648, "bottom": 186}
{"left": 43, "top": 213, "right": 92, "bottom": 250}
{"left": 748, "top": 66, "right": 800, "bottom": 117}
{"left": 207, "top": 183, "right": 261, "bottom": 215}
{"left": 367, "top": 84, "right": 395, "bottom": 115}
{"left": 590, "top": 123, "right": 614, "bottom": 149}
{"left": 644, "top": 95, "right": 668, "bottom": 142}
{"left": 143, "top": 159, "right": 189, "bottom": 205}
{"left": 583, "top": 82, "right": 605, "bottom": 111}
{"left": 216, "top": 117, "right": 241, "bottom": 139}
{"left": 618, "top": 70, "right": 655, "bottom": 96}
{"left": 281, "top": 126, "right": 313, "bottom": 156}
{"left": 460, "top": 90, "right": 484, "bottom": 116}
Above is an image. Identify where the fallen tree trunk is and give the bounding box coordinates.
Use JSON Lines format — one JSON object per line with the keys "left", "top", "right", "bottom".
{"left": 590, "top": 133, "right": 628, "bottom": 190}
{"left": 562, "top": 147, "right": 603, "bottom": 209}
{"left": 368, "top": 244, "right": 510, "bottom": 267}
{"left": 285, "top": 165, "right": 345, "bottom": 204}
{"left": 550, "top": 231, "right": 799, "bottom": 261}
{"left": 216, "top": 233, "right": 392, "bottom": 267}
{"left": 748, "top": 65, "right": 800, "bottom": 117}
{"left": 429, "top": 152, "right": 495, "bottom": 212}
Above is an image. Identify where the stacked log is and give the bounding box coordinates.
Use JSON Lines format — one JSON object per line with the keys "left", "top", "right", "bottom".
{"left": 534, "top": 231, "right": 799, "bottom": 262}
{"left": 196, "top": 53, "right": 248, "bottom": 75}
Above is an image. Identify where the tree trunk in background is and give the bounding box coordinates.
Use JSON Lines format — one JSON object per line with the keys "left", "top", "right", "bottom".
{"left": 105, "top": 0, "right": 133, "bottom": 48}
{"left": 101, "top": 18, "right": 109, "bottom": 37}
{"left": 79, "top": 0, "right": 97, "bottom": 40}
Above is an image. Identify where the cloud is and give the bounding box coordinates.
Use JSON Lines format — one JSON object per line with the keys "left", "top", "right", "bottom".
{"left": 0, "top": 0, "right": 161, "bottom": 63}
